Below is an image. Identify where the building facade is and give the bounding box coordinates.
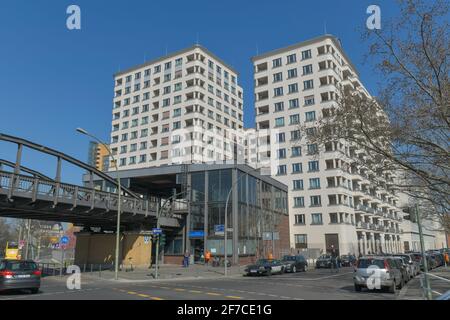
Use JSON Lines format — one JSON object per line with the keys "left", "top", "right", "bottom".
{"left": 111, "top": 45, "right": 244, "bottom": 170}
{"left": 252, "top": 35, "right": 404, "bottom": 256}
{"left": 87, "top": 141, "right": 110, "bottom": 172}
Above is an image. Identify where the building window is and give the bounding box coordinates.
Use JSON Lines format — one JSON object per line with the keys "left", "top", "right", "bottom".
{"left": 294, "top": 234, "right": 307, "bottom": 249}
{"left": 310, "top": 196, "right": 322, "bottom": 207}
{"left": 330, "top": 213, "right": 338, "bottom": 224}
{"left": 303, "top": 79, "right": 314, "bottom": 90}
{"left": 288, "top": 83, "right": 298, "bottom": 94}
{"left": 304, "top": 95, "right": 315, "bottom": 106}
{"left": 292, "top": 146, "right": 301, "bottom": 157}
{"left": 294, "top": 214, "right": 305, "bottom": 225}
{"left": 277, "top": 165, "right": 287, "bottom": 175}
{"left": 275, "top": 117, "right": 285, "bottom": 127}
{"left": 308, "top": 160, "right": 319, "bottom": 172}
{"left": 274, "top": 102, "right": 284, "bottom": 112}
{"left": 139, "top": 154, "right": 147, "bottom": 163}
{"left": 301, "top": 49, "right": 312, "bottom": 60}
{"left": 129, "top": 156, "right": 136, "bottom": 165}
{"left": 290, "top": 130, "right": 301, "bottom": 141}
{"left": 277, "top": 148, "right": 286, "bottom": 159}
{"left": 311, "top": 213, "right": 323, "bottom": 225}
{"left": 303, "top": 64, "right": 313, "bottom": 75}
{"left": 276, "top": 132, "right": 286, "bottom": 143}
{"left": 289, "top": 99, "right": 299, "bottom": 109}
{"left": 307, "top": 144, "right": 319, "bottom": 155}
{"left": 309, "top": 178, "right": 321, "bottom": 189}
{"left": 274, "top": 87, "right": 283, "bottom": 97}
{"left": 287, "top": 68, "right": 297, "bottom": 79}
{"left": 272, "top": 58, "right": 282, "bottom": 68}
{"left": 293, "top": 180, "right": 304, "bottom": 190}
{"left": 287, "top": 53, "right": 297, "bottom": 64}
{"left": 273, "top": 72, "right": 283, "bottom": 82}
{"left": 294, "top": 197, "right": 305, "bottom": 208}
{"left": 305, "top": 111, "right": 316, "bottom": 122}
{"left": 292, "top": 163, "right": 302, "bottom": 173}
{"left": 289, "top": 114, "right": 300, "bottom": 125}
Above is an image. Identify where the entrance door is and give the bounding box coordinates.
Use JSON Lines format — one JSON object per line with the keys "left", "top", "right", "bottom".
{"left": 325, "top": 234, "right": 340, "bottom": 256}
{"left": 190, "top": 239, "right": 204, "bottom": 263}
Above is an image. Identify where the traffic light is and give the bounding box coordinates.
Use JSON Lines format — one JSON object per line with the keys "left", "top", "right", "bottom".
{"left": 159, "top": 234, "right": 166, "bottom": 248}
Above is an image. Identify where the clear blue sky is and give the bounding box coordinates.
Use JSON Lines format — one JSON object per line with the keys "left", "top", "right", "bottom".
{"left": 0, "top": 0, "right": 400, "bottom": 184}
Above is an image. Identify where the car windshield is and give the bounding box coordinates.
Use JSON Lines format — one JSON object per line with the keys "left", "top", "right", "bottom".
{"left": 3, "top": 261, "right": 38, "bottom": 271}
{"left": 319, "top": 255, "right": 331, "bottom": 259}
{"left": 341, "top": 255, "right": 349, "bottom": 259}
{"left": 357, "top": 259, "right": 385, "bottom": 269}
{"left": 283, "top": 256, "right": 296, "bottom": 261}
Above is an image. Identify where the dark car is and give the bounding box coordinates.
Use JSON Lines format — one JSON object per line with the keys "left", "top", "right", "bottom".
{"left": 340, "top": 255, "right": 357, "bottom": 267}
{"left": 315, "top": 255, "right": 333, "bottom": 269}
{"left": 244, "top": 259, "right": 285, "bottom": 276}
{"left": 281, "top": 255, "right": 308, "bottom": 273}
{"left": 0, "top": 260, "right": 41, "bottom": 294}
{"left": 391, "top": 257, "right": 409, "bottom": 285}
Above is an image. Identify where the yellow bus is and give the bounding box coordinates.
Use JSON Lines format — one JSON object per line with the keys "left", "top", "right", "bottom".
{"left": 5, "top": 241, "right": 20, "bottom": 260}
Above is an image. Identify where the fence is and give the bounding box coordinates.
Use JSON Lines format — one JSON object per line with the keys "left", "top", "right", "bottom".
{"left": 36, "top": 262, "right": 120, "bottom": 278}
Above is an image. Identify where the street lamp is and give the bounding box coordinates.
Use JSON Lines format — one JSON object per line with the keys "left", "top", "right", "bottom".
{"left": 76, "top": 127, "right": 121, "bottom": 280}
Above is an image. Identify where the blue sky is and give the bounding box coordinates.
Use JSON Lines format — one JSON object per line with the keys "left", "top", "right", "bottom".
{"left": 0, "top": 0, "right": 400, "bottom": 184}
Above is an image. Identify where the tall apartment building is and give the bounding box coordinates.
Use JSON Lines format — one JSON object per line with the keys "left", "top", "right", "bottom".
{"left": 111, "top": 45, "right": 244, "bottom": 170}
{"left": 87, "top": 141, "right": 110, "bottom": 172}
{"left": 252, "top": 35, "right": 404, "bottom": 256}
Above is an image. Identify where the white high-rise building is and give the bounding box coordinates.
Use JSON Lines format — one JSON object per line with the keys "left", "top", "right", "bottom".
{"left": 111, "top": 45, "right": 244, "bottom": 170}
{"left": 252, "top": 35, "right": 404, "bottom": 256}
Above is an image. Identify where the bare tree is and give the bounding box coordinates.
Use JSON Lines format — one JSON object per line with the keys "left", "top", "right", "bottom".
{"left": 302, "top": 0, "right": 449, "bottom": 231}
{"left": 0, "top": 218, "right": 12, "bottom": 254}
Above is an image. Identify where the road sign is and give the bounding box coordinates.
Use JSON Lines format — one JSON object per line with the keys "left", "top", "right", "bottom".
{"left": 152, "top": 228, "right": 162, "bottom": 235}
{"left": 214, "top": 225, "right": 225, "bottom": 236}
{"left": 60, "top": 236, "right": 69, "bottom": 245}
{"left": 144, "top": 236, "right": 151, "bottom": 244}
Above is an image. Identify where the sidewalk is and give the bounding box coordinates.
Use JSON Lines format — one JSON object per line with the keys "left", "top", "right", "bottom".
{"left": 80, "top": 263, "right": 245, "bottom": 283}
{"left": 399, "top": 267, "right": 450, "bottom": 300}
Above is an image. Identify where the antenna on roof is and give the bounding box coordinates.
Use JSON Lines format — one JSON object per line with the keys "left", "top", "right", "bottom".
{"left": 323, "top": 20, "right": 327, "bottom": 34}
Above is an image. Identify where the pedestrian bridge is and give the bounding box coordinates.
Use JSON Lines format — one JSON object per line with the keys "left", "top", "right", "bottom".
{"left": 0, "top": 133, "right": 181, "bottom": 230}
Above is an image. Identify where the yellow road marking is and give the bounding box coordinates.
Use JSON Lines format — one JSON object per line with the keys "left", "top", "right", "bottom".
{"left": 174, "top": 288, "right": 186, "bottom": 292}
{"left": 128, "top": 291, "right": 137, "bottom": 295}
{"left": 150, "top": 296, "right": 164, "bottom": 300}
{"left": 206, "top": 292, "right": 221, "bottom": 296}
{"left": 138, "top": 294, "right": 150, "bottom": 298}
{"left": 189, "top": 290, "right": 202, "bottom": 293}
{"left": 226, "top": 296, "right": 243, "bottom": 299}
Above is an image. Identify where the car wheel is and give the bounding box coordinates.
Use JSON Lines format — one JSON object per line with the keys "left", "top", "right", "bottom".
{"left": 354, "top": 284, "right": 362, "bottom": 292}
{"left": 292, "top": 266, "right": 297, "bottom": 273}
{"left": 30, "top": 288, "right": 39, "bottom": 294}
{"left": 303, "top": 264, "right": 308, "bottom": 272}
{"left": 389, "top": 281, "right": 396, "bottom": 294}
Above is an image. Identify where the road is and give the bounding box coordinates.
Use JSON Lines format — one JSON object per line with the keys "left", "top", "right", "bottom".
{"left": 0, "top": 267, "right": 404, "bottom": 300}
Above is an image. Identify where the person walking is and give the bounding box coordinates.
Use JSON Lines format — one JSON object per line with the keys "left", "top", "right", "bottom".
{"left": 444, "top": 251, "right": 449, "bottom": 268}
{"left": 205, "top": 250, "right": 211, "bottom": 266}
{"left": 183, "top": 250, "right": 190, "bottom": 268}
{"left": 330, "top": 245, "right": 338, "bottom": 273}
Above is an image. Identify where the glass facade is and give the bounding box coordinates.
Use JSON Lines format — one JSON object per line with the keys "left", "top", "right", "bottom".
{"left": 183, "top": 167, "right": 288, "bottom": 261}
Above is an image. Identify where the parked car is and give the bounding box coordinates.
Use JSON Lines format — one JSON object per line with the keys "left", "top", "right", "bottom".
{"left": 411, "top": 252, "right": 433, "bottom": 271}
{"left": 315, "top": 255, "right": 333, "bottom": 269}
{"left": 340, "top": 255, "right": 357, "bottom": 267}
{"left": 0, "top": 259, "right": 41, "bottom": 294}
{"left": 393, "top": 254, "right": 420, "bottom": 278}
{"left": 281, "top": 255, "right": 308, "bottom": 273}
{"left": 391, "top": 257, "right": 409, "bottom": 284}
{"left": 353, "top": 256, "right": 403, "bottom": 293}
{"left": 244, "top": 259, "right": 285, "bottom": 276}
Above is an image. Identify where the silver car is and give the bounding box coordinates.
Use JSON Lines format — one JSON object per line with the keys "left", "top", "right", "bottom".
{"left": 394, "top": 254, "right": 419, "bottom": 279}
{"left": 353, "top": 257, "right": 403, "bottom": 293}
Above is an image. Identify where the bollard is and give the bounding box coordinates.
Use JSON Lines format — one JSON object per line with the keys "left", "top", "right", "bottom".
{"left": 99, "top": 264, "right": 102, "bottom": 278}
{"left": 59, "top": 264, "right": 63, "bottom": 277}
{"left": 90, "top": 264, "right": 93, "bottom": 273}
{"left": 83, "top": 264, "right": 86, "bottom": 273}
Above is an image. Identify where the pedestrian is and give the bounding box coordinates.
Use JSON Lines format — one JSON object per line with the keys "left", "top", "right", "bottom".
{"left": 183, "top": 250, "right": 190, "bottom": 268}
{"left": 205, "top": 250, "right": 211, "bottom": 266}
{"left": 444, "top": 251, "right": 449, "bottom": 267}
{"left": 330, "top": 245, "right": 338, "bottom": 273}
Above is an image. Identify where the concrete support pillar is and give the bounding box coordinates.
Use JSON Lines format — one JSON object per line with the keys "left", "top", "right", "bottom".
{"left": 231, "top": 168, "right": 239, "bottom": 265}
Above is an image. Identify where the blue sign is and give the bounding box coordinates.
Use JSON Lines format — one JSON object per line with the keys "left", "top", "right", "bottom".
{"left": 152, "top": 228, "right": 162, "bottom": 235}
{"left": 189, "top": 231, "right": 205, "bottom": 238}
{"left": 60, "top": 236, "right": 69, "bottom": 245}
{"left": 214, "top": 225, "right": 225, "bottom": 232}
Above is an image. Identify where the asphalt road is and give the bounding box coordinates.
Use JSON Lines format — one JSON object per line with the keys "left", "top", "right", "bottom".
{"left": 0, "top": 267, "right": 405, "bottom": 300}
